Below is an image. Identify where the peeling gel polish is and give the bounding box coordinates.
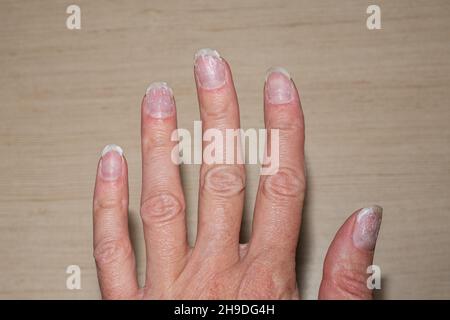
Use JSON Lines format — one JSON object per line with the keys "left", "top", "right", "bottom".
{"left": 352, "top": 206, "right": 383, "bottom": 250}
{"left": 145, "top": 82, "right": 175, "bottom": 119}
{"left": 194, "top": 48, "right": 226, "bottom": 90}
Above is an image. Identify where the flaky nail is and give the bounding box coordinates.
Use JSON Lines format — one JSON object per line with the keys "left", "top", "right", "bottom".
{"left": 145, "top": 82, "right": 175, "bottom": 118}
{"left": 194, "top": 48, "right": 226, "bottom": 89}
{"left": 265, "top": 67, "right": 294, "bottom": 104}
{"left": 100, "top": 144, "right": 123, "bottom": 181}
{"left": 353, "top": 206, "right": 383, "bottom": 250}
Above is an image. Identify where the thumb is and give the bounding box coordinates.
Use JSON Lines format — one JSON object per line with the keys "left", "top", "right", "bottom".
{"left": 319, "top": 206, "right": 382, "bottom": 299}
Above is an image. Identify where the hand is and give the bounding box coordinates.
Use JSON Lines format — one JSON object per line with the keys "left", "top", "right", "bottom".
{"left": 92, "top": 48, "right": 382, "bottom": 299}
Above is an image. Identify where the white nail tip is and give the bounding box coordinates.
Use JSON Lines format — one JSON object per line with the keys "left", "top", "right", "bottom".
{"left": 357, "top": 205, "right": 383, "bottom": 222}
{"left": 265, "top": 67, "right": 291, "bottom": 82}
{"left": 101, "top": 144, "right": 124, "bottom": 157}
{"left": 146, "top": 82, "right": 173, "bottom": 96}
{"left": 194, "top": 48, "right": 221, "bottom": 61}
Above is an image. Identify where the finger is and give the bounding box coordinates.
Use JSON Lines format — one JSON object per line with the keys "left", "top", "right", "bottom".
{"left": 193, "top": 49, "right": 245, "bottom": 261}
{"left": 140, "top": 82, "right": 189, "bottom": 291}
{"left": 93, "top": 145, "right": 139, "bottom": 299}
{"left": 319, "top": 206, "right": 383, "bottom": 300}
{"left": 249, "top": 67, "right": 306, "bottom": 260}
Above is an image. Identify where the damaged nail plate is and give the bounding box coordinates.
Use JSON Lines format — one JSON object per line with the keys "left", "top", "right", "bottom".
{"left": 265, "top": 67, "right": 294, "bottom": 105}
{"left": 352, "top": 206, "right": 383, "bottom": 251}
{"left": 145, "top": 82, "right": 176, "bottom": 119}
{"left": 194, "top": 48, "right": 226, "bottom": 90}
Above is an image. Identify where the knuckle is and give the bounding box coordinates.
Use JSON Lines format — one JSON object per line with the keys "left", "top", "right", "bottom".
{"left": 331, "top": 268, "right": 372, "bottom": 299}
{"left": 262, "top": 167, "right": 305, "bottom": 199}
{"left": 143, "top": 128, "right": 171, "bottom": 150}
{"left": 94, "top": 238, "right": 132, "bottom": 266}
{"left": 279, "top": 122, "right": 304, "bottom": 134}
{"left": 94, "top": 198, "right": 126, "bottom": 214}
{"left": 268, "top": 116, "right": 303, "bottom": 133}
{"left": 202, "top": 96, "right": 231, "bottom": 118}
{"left": 202, "top": 165, "right": 245, "bottom": 197}
{"left": 205, "top": 109, "right": 229, "bottom": 126}
{"left": 140, "top": 192, "right": 184, "bottom": 225}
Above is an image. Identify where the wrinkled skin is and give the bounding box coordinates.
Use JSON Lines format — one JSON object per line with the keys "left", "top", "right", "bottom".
{"left": 93, "top": 50, "right": 382, "bottom": 300}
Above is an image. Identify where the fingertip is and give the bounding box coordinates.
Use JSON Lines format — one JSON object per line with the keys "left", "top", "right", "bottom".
{"left": 193, "top": 48, "right": 237, "bottom": 96}
{"left": 319, "top": 206, "right": 383, "bottom": 299}
{"left": 263, "top": 67, "right": 303, "bottom": 134}
{"left": 194, "top": 48, "right": 227, "bottom": 90}
{"left": 324, "top": 206, "right": 383, "bottom": 257}
{"left": 142, "top": 82, "right": 176, "bottom": 120}
{"left": 264, "top": 67, "right": 299, "bottom": 106}
{"left": 353, "top": 206, "right": 383, "bottom": 251}
{"left": 98, "top": 144, "right": 125, "bottom": 182}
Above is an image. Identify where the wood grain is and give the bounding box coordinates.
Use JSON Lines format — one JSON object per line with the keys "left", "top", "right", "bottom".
{"left": 0, "top": 0, "right": 449, "bottom": 299}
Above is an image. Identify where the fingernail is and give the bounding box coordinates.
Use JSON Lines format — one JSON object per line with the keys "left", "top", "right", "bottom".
{"left": 100, "top": 144, "right": 124, "bottom": 181}
{"left": 194, "top": 48, "right": 226, "bottom": 89}
{"left": 265, "top": 67, "right": 294, "bottom": 104}
{"left": 353, "top": 206, "right": 383, "bottom": 250}
{"left": 145, "top": 82, "right": 175, "bottom": 118}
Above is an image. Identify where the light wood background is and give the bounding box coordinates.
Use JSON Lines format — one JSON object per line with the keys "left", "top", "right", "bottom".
{"left": 0, "top": 0, "right": 449, "bottom": 299}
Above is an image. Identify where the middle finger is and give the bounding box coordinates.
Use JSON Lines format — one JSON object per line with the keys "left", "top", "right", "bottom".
{"left": 193, "top": 49, "right": 245, "bottom": 263}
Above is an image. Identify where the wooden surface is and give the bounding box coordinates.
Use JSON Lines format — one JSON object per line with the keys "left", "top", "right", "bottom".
{"left": 0, "top": 0, "right": 449, "bottom": 299}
